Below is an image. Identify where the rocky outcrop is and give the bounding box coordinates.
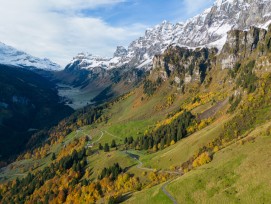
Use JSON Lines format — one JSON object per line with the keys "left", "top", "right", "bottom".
{"left": 153, "top": 24, "right": 271, "bottom": 85}
{"left": 113, "top": 46, "right": 128, "bottom": 58}
{"left": 179, "top": 0, "right": 271, "bottom": 47}
{"left": 152, "top": 46, "right": 218, "bottom": 84}
{"left": 220, "top": 25, "right": 270, "bottom": 69}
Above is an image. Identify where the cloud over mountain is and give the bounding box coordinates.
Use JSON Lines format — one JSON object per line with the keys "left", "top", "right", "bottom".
{"left": 0, "top": 0, "right": 145, "bottom": 66}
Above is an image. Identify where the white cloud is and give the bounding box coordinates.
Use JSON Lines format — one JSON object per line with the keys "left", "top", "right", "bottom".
{"left": 48, "top": 0, "right": 126, "bottom": 10}
{"left": 0, "top": 0, "right": 145, "bottom": 66}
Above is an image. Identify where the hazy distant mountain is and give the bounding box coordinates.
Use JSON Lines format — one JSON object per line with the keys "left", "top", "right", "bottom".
{"left": 0, "top": 42, "right": 62, "bottom": 71}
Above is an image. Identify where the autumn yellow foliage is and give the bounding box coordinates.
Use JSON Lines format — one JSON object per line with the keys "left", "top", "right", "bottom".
{"left": 170, "top": 140, "right": 176, "bottom": 146}
{"left": 155, "top": 110, "right": 184, "bottom": 130}
{"left": 192, "top": 152, "right": 212, "bottom": 168}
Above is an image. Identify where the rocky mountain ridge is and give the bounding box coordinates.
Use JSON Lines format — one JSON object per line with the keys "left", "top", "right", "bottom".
{"left": 67, "top": 0, "right": 271, "bottom": 72}
{"left": 152, "top": 24, "right": 271, "bottom": 89}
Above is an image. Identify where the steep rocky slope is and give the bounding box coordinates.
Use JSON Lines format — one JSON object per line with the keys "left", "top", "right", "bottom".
{"left": 220, "top": 26, "right": 271, "bottom": 69}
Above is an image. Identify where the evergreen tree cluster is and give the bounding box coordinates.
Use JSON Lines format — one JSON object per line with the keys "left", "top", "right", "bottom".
{"left": 124, "top": 136, "right": 134, "bottom": 145}
{"left": 124, "top": 111, "right": 194, "bottom": 151}
{"left": 111, "top": 140, "right": 117, "bottom": 148}
{"left": 98, "top": 163, "right": 123, "bottom": 181}
{"left": 59, "top": 149, "right": 87, "bottom": 172}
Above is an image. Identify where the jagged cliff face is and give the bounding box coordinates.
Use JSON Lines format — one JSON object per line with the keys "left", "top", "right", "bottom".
{"left": 220, "top": 25, "right": 271, "bottom": 69}
{"left": 232, "top": 0, "right": 271, "bottom": 29}
{"left": 152, "top": 24, "right": 271, "bottom": 88}
{"left": 152, "top": 46, "right": 218, "bottom": 84}
{"left": 66, "top": 0, "right": 271, "bottom": 72}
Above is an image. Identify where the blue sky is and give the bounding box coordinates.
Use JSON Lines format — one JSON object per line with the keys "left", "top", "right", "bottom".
{"left": 0, "top": 0, "right": 215, "bottom": 66}
{"left": 82, "top": 0, "right": 214, "bottom": 26}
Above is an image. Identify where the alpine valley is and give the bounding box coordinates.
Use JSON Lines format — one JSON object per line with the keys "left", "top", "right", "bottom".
{"left": 1, "top": 0, "right": 271, "bottom": 203}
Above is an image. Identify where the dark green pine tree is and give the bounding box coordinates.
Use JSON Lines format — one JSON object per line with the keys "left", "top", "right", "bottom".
{"left": 166, "top": 135, "right": 171, "bottom": 146}
{"left": 104, "top": 143, "right": 110, "bottom": 152}
{"left": 177, "top": 126, "right": 183, "bottom": 141}
{"left": 111, "top": 139, "right": 116, "bottom": 148}
{"left": 143, "top": 138, "right": 149, "bottom": 150}
{"left": 99, "top": 143, "right": 103, "bottom": 150}
{"left": 51, "top": 153, "right": 56, "bottom": 161}
{"left": 128, "top": 136, "right": 134, "bottom": 145}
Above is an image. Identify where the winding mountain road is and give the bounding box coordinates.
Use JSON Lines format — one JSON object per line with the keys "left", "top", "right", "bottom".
{"left": 103, "top": 130, "right": 122, "bottom": 139}
{"left": 124, "top": 151, "right": 179, "bottom": 204}
{"left": 94, "top": 130, "right": 104, "bottom": 143}
{"left": 162, "top": 181, "right": 178, "bottom": 204}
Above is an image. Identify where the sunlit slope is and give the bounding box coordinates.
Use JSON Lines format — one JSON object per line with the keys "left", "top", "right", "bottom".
{"left": 166, "top": 124, "right": 271, "bottom": 204}
{"left": 125, "top": 121, "right": 271, "bottom": 204}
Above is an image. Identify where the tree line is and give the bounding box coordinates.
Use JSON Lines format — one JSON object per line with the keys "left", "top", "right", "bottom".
{"left": 124, "top": 111, "right": 194, "bottom": 151}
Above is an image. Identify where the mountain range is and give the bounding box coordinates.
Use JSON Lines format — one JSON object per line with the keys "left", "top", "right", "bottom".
{"left": 0, "top": 0, "right": 270, "bottom": 159}
{"left": 55, "top": 0, "right": 271, "bottom": 108}
{"left": 67, "top": 0, "right": 271, "bottom": 71}
{"left": 1, "top": 0, "right": 271, "bottom": 110}
{"left": 1, "top": 0, "right": 271, "bottom": 203}
{"left": 1, "top": 0, "right": 270, "bottom": 74}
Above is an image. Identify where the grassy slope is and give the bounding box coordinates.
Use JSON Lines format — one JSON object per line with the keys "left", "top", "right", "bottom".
{"left": 139, "top": 115, "right": 231, "bottom": 170}
{"left": 125, "top": 121, "right": 271, "bottom": 204}
{"left": 105, "top": 85, "right": 180, "bottom": 135}
{"left": 167, "top": 126, "right": 271, "bottom": 204}
{"left": 86, "top": 150, "right": 137, "bottom": 180}
{"left": 124, "top": 183, "right": 172, "bottom": 204}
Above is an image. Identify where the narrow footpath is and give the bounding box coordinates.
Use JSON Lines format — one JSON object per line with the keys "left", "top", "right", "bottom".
{"left": 124, "top": 151, "right": 179, "bottom": 204}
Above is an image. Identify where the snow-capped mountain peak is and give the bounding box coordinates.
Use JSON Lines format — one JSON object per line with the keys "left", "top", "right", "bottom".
{"left": 68, "top": 49, "right": 124, "bottom": 71}
{"left": 0, "top": 42, "right": 62, "bottom": 71}
{"left": 114, "top": 46, "right": 128, "bottom": 58}
{"left": 67, "top": 0, "right": 271, "bottom": 71}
